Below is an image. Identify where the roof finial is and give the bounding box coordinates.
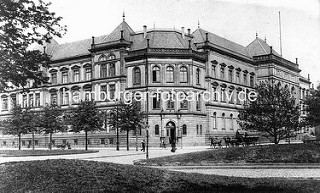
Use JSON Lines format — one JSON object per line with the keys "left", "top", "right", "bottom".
{"left": 122, "top": 11, "right": 125, "bottom": 21}
{"left": 198, "top": 20, "right": 200, "bottom": 28}
{"left": 256, "top": 32, "right": 258, "bottom": 39}
{"left": 264, "top": 36, "right": 267, "bottom": 42}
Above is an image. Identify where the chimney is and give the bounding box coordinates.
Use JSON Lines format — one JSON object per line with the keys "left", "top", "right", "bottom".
{"left": 188, "top": 39, "right": 191, "bottom": 49}
{"left": 295, "top": 58, "right": 298, "bottom": 64}
{"left": 187, "top": 28, "right": 191, "bottom": 35}
{"left": 205, "top": 32, "right": 208, "bottom": 42}
{"left": 181, "top": 27, "right": 185, "bottom": 39}
{"left": 308, "top": 74, "right": 310, "bottom": 81}
{"left": 143, "top": 25, "right": 147, "bottom": 38}
{"left": 92, "top": 36, "right": 95, "bottom": 45}
{"left": 147, "top": 38, "right": 150, "bottom": 48}
{"left": 270, "top": 46, "right": 273, "bottom": 54}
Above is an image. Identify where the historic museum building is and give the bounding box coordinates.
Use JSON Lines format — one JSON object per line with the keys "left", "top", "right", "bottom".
{"left": 0, "top": 18, "right": 311, "bottom": 148}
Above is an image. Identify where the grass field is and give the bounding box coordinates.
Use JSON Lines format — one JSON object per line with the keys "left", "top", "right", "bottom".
{"left": 136, "top": 143, "right": 320, "bottom": 166}
{"left": 0, "top": 149, "right": 98, "bottom": 157}
{"left": 0, "top": 159, "right": 319, "bottom": 193}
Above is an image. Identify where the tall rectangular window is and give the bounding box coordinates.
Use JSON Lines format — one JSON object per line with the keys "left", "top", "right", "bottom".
{"left": 236, "top": 71, "right": 240, "bottom": 83}
{"left": 152, "top": 96, "right": 160, "bottom": 109}
{"left": 74, "top": 69, "right": 80, "bottom": 82}
{"left": 85, "top": 68, "right": 91, "bottom": 80}
{"left": 1, "top": 98, "right": 8, "bottom": 111}
{"left": 220, "top": 67, "right": 225, "bottom": 80}
{"left": 101, "top": 64, "right": 107, "bottom": 78}
{"left": 243, "top": 73, "right": 247, "bottom": 85}
{"left": 100, "top": 85, "right": 107, "bottom": 101}
{"left": 29, "top": 94, "right": 34, "bottom": 107}
{"left": 250, "top": 75, "right": 254, "bottom": 87}
{"left": 23, "top": 95, "right": 27, "bottom": 108}
{"left": 180, "top": 67, "right": 188, "bottom": 83}
{"left": 51, "top": 73, "right": 57, "bottom": 84}
{"left": 152, "top": 66, "right": 160, "bottom": 82}
{"left": 196, "top": 99, "right": 201, "bottom": 111}
{"left": 212, "top": 65, "right": 216, "bottom": 78}
{"left": 51, "top": 93, "right": 57, "bottom": 104}
{"left": 62, "top": 71, "right": 68, "bottom": 83}
{"left": 167, "top": 100, "right": 174, "bottom": 110}
{"left": 166, "top": 66, "right": 174, "bottom": 82}
{"left": 109, "top": 85, "right": 115, "bottom": 100}
{"left": 228, "top": 69, "right": 233, "bottom": 82}
{"left": 35, "top": 93, "right": 40, "bottom": 107}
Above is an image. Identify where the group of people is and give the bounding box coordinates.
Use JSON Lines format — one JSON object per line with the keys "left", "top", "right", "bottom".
{"left": 141, "top": 138, "right": 176, "bottom": 152}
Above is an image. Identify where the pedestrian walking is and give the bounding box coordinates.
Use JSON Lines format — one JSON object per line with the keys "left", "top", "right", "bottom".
{"left": 171, "top": 139, "right": 176, "bottom": 152}
{"left": 141, "top": 140, "right": 145, "bottom": 152}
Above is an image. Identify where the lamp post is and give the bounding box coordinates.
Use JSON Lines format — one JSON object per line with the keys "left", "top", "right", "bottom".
{"left": 116, "top": 98, "right": 120, "bottom": 151}
{"left": 146, "top": 124, "right": 149, "bottom": 159}
{"left": 177, "top": 109, "right": 182, "bottom": 149}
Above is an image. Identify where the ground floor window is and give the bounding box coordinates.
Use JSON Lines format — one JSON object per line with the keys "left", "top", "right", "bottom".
{"left": 100, "top": 138, "right": 105, "bottom": 144}
{"left": 74, "top": 139, "right": 78, "bottom": 145}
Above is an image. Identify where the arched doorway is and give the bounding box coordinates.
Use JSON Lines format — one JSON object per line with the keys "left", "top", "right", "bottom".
{"left": 166, "top": 121, "right": 176, "bottom": 143}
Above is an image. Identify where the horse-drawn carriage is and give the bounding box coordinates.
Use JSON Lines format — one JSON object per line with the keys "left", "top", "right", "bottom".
{"left": 210, "top": 130, "right": 259, "bottom": 148}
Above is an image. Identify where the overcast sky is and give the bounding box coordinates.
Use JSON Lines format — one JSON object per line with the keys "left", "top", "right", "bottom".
{"left": 48, "top": 0, "right": 320, "bottom": 85}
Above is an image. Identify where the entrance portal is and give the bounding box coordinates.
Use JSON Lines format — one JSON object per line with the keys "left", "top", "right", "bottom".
{"left": 166, "top": 121, "right": 176, "bottom": 143}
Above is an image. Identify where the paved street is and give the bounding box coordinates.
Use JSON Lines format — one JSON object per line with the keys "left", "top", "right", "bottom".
{"left": 1, "top": 146, "right": 320, "bottom": 179}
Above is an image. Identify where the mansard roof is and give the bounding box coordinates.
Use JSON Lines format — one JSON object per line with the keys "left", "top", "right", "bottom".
{"left": 130, "top": 30, "right": 194, "bottom": 50}
{"left": 246, "top": 37, "right": 280, "bottom": 57}
{"left": 192, "top": 28, "right": 252, "bottom": 58}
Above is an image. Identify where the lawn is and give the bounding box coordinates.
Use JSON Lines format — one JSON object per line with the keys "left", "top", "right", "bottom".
{"left": 0, "top": 149, "right": 98, "bottom": 157}
{"left": 136, "top": 143, "right": 320, "bottom": 166}
{"left": 0, "top": 159, "right": 319, "bottom": 193}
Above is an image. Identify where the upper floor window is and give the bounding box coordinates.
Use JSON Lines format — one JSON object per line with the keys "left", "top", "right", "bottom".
{"left": 220, "top": 67, "right": 225, "bottom": 80}
{"left": 166, "top": 66, "right": 174, "bottom": 82}
{"left": 250, "top": 74, "right": 254, "bottom": 87}
{"left": 51, "top": 73, "right": 57, "bottom": 84}
{"left": 196, "top": 98, "right": 201, "bottom": 111}
{"left": 236, "top": 71, "right": 240, "bottom": 83}
{"left": 35, "top": 93, "right": 40, "bottom": 107}
{"left": 85, "top": 68, "right": 91, "bottom": 80}
{"left": 196, "top": 68, "right": 200, "bottom": 85}
{"left": 109, "top": 63, "right": 115, "bottom": 77}
{"left": 180, "top": 99, "right": 188, "bottom": 110}
{"left": 152, "top": 66, "right": 160, "bottom": 82}
{"left": 180, "top": 66, "right": 188, "bottom": 83}
{"left": 73, "top": 69, "right": 80, "bottom": 82}
{"left": 62, "top": 71, "right": 68, "bottom": 84}
{"left": 212, "top": 65, "right": 216, "bottom": 78}
{"left": 213, "top": 112, "right": 217, "bottom": 129}
{"left": 152, "top": 96, "right": 161, "bottom": 109}
{"left": 101, "top": 64, "right": 107, "bottom": 78}
{"left": 222, "top": 113, "right": 226, "bottom": 130}
{"left": 167, "top": 99, "right": 174, "bottom": 110}
{"left": 228, "top": 68, "right": 233, "bottom": 82}
{"left": 109, "top": 84, "right": 115, "bottom": 100}
{"left": 1, "top": 96, "right": 8, "bottom": 111}
{"left": 243, "top": 73, "right": 248, "bottom": 85}
{"left": 50, "top": 92, "right": 57, "bottom": 104}
{"left": 22, "top": 95, "right": 27, "bottom": 108}
{"left": 133, "top": 67, "right": 141, "bottom": 85}
{"left": 98, "top": 55, "right": 107, "bottom": 62}
{"left": 29, "top": 93, "right": 33, "bottom": 107}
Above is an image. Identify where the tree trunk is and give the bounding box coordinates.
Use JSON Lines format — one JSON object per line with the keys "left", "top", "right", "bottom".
{"left": 49, "top": 132, "right": 52, "bottom": 150}
{"left": 18, "top": 133, "right": 21, "bottom": 150}
{"left": 127, "top": 129, "right": 129, "bottom": 151}
{"left": 85, "top": 130, "right": 88, "bottom": 151}
{"left": 32, "top": 132, "right": 35, "bottom": 150}
{"left": 135, "top": 127, "right": 138, "bottom": 151}
{"left": 274, "top": 128, "right": 278, "bottom": 144}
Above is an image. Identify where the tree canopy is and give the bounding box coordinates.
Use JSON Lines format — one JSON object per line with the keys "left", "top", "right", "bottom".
{"left": 69, "top": 100, "right": 104, "bottom": 150}
{"left": 304, "top": 84, "right": 320, "bottom": 127}
{"left": 238, "top": 83, "right": 300, "bottom": 144}
{"left": 0, "top": 0, "right": 66, "bottom": 91}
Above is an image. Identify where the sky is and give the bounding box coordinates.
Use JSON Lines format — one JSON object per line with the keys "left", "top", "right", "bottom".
{"left": 48, "top": 0, "right": 320, "bottom": 86}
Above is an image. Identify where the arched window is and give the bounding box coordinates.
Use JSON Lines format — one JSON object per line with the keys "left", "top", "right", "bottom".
{"left": 155, "top": 125, "right": 160, "bottom": 135}
{"left": 152, "top": 66, "right": 160, "bottom": 82}
{"left": 213, "top": 112, "right": 217, "bottom": 129}
{"left": 98, "top": 55, "right": 107, "bottom": 62}
{"left": 108, "top": 54, "right": 116, "bottom": 60}
{"left": 166, "top": 66, "right": 174, "bottom": 82}
{"left": 133, "top": 67, "right": 141, "bottom": 85}
{"left": 182, "top": 124, "right": 187, "bottom": 135}
{"left": 196, "top": 68, "right": 200, "bottom": 85}
{"left": 180, "top": 66, "right": 188, "bottom": 83}
{"left": 109, "top": 63, "right": 115, "bottom": 77}
{"left": 222, "top": 113, "right": 226, "bottom": 130}
{"left": 291, "top": 87, "right": 295, "bottom": 95}
{"left": 100, "top": 64, "right": 107, "bottom": 78}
